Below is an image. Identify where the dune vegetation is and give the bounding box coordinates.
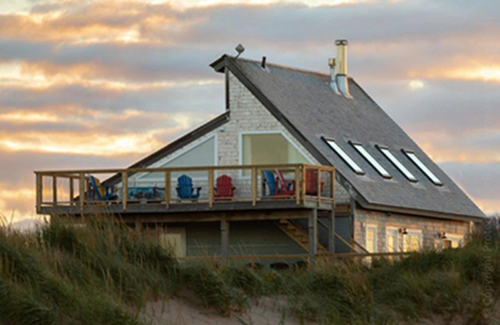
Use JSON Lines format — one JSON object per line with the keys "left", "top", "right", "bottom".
{"left": 0, "top": 215, "right": 498, "bottom": 325}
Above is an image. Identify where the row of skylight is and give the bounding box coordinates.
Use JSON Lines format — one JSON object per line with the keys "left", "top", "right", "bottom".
{"left": 323, "top": 139, "right": 443, "bottom": 186}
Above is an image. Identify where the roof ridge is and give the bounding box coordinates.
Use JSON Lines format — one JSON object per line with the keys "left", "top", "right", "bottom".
{"left": 228, "top": 55, "right": 329, "bottom": 78}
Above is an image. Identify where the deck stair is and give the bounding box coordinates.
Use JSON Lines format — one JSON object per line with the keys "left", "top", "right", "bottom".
{"left": 276, "top": 219, "right": 329, "bottom": 254}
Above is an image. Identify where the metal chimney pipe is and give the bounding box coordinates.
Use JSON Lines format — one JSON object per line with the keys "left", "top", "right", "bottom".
{"left": 335, "top": 39, "right": 351, "bottom": 98}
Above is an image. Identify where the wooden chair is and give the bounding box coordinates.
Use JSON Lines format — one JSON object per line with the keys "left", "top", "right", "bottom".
{"left": 88, "top": 175, "right": 118, "bottom": 201}
{"left": 176, "top": 175, "right": 201, "bottom": 199}
{"left": 263, "top": 170, "right": 294, "bottom": 197}
{"left": 214, "top": 175, "right": 236, "bottom": 199}
{"left": 305, "top": 169, "right": 325, "bottom": 196}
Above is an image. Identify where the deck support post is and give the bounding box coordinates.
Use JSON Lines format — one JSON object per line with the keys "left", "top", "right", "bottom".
{"left": 309, "top": 208, "right": 318, "bottom": 262}
{"left": 328, "top": 210, "right": 336, "bottom": 253}
{"left": 221, "top": 215, "right": 229, "bottom": 264}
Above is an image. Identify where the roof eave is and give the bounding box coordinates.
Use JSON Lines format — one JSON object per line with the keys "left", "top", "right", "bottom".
{"left": 362, "top": 202, "right": 486, "bottom": 222}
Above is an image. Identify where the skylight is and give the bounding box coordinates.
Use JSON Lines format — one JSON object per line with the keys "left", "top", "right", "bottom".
{"left": 378, "top": 146, "right": 417, "bottom": 182}
{"left": 403, "top": 151, "right": 443, "bottom": 185}
{"left": 324, "top": 139, "right": 365, "bottom": 175}
{"left": 351, "top": 143, "right": 391, "bottom": 179}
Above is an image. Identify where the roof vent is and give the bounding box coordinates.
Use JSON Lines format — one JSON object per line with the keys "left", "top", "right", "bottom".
{"left": 261, "top": 56, "right": 267, "bottom": 69}
{"left": 335, "top": 39, "right": 351, "bottom": 98}
{"left": 328, "top": 58, "right": 340, "bottom": 94}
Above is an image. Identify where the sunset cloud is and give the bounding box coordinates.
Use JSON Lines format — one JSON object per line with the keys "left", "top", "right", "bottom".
{"left": 0, "top": 0, "right": 498, "bottom": 219}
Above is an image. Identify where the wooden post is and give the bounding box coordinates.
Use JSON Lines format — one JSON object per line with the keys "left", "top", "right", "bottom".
{"left": 122, "top": 171, "right": 128, "bottom": 211}
{"left": 301, "top": 166, "right": 307, "bottom": 205}
{"left": 79, "top": 173, "right": 85, "bottom": 213}
{"left": 328, "top": 210, "right": 336, "bottom": 253}
{"left": 69, "top": 177, "right": 74, "bottom": 206}
{"left": 295, "top": 166, "right": 300, "bottom": 206}
{"left": 251, "top": 167, "right": 257, "bottom": 206}
{"left": 331, "top": 168, "right": 336, "bottom": 208}
{"left": 52, "top": 176, "right": 58, "bottom": 206}
{"left": 208, "top": 169, "right": 214, "bottom": 209}
{"left": 165, "top": 170, "right": 170, "bottom": 209}
{"left": 36, "top": 173, "right": 42, "bottom": 213}
{"left": 309, "top": 209, "right": 318, "bottom": 262}
{"left": 221, "top": 215, "right": 229, "bottom": 263}
{"left": 317, "top": 168, "right": 321, "bottom": 205}
{"left": 349, "top": 197, "right": 356, "bottom": 252}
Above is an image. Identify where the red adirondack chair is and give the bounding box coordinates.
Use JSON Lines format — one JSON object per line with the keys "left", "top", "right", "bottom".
{"left": 305, "top": 169, "right": 325, "bottom": 195}
{"left": 214, "top": 175, "right": 236, "bottom": 199}
{"left": 274, "top": 169, "right": 295, "bottom": 196}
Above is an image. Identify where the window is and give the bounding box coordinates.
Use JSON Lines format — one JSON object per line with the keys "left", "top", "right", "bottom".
{"left": 403, "top": 230, "right": 422, "bottom": 252}
{"left": 324, "top": 139, "right": 365, "bottom": 175}
{"left": 366, "top": 225, "right": 377, "bottom": 253}
{"left": 242, "top": 133, "right": 309, "bottom": 175}
{"left": 159, "top": 228, "right": 186, "bottom": 257}
{"left": 378, "top": 146, "right": 417, "bottom": 182}
{"left": 386, "top": 227, "right": 399, "bottom": 252}
{"left": 440, "top": 234, "right": 463, "bottom": 250}
{"left": 403, "top": 151, "right": 443, "bottom": 185}
{"left": 139, "top": 136, "right": 215, "bottom": 180}
{"left": 351, "top": 143, "right": 391, "bottom": 178}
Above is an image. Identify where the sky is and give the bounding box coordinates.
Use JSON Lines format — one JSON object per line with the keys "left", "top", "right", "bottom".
{"left": 0, "top": 0, "right": 499, "bottom": 221}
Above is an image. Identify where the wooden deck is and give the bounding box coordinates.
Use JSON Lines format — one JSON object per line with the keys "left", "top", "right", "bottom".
{"left": 35, "top": 164, "right": 336, "bottom": 217}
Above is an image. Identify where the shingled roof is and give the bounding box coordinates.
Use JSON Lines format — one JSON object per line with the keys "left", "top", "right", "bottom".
{"left": 211, "top": 55, "right": 485, "bottom": 220}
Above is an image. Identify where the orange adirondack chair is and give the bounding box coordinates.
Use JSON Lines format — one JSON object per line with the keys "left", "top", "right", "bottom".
{"left": 214, "top": 175, "right": 236, "bottom": 199}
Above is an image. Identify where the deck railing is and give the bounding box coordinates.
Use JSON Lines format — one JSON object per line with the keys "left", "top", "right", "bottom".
{"left": 35, "top": 164, "right": 335, "bottom": 214}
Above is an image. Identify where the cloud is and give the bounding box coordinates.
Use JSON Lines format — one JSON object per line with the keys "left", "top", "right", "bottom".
{"left": 0, "top": 0, "right": 499, "bottom": 219}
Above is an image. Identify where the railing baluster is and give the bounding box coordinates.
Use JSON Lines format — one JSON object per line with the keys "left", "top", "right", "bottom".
{"left": 122, "top": 171, "right": 128, "bottom": 211}
{"left": 69, "top": 177, "right": 74, "bottom": 206}
{"left": 295, "top": 166, "right": 300, "bottom": 205}
{"left": 251, "top": 167, "right": 257, "bottom": 206}
{"left": 165, "top": 170, "right": 170, "bottom": 209}
{"left": 331, "top": 168, "right": 336, "bottom": 208}
{"left": 36, "top": 173, "right": 42, "bottom": 213}
{"left": 301, "top": 165, "right": 307, "bottom": 205}
{"left": 208, "top": 169, "right": 214, "bottom": 209}
{"left": 79, "top": 173, "right": 85, "bottom": 213}
{"left": 52, "top": 176, "right": 57, "bottom": 207}
{"left": 317, "top": 167, "right": 321, "bottom": 205}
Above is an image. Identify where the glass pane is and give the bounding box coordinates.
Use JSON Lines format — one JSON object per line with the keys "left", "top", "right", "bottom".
{"left": 325, "top": 139, "right": 365, "bottom": 175}
{"left": 386, "top": 230, "right": 398, "bottom": 252}
{"left": 404, "top": 151, "right": 443, "bottom": 185}
{"left": 379, "top": 147, "right": 417, "bottom": 182}
{"left": 353, "top": 144, "right": 391, "bottom": 178}
{"left": 366, "top": 227, "right": 376, "bottom": 253}
{"left": 242, "top": 133, "right": 308, "bottom": 165}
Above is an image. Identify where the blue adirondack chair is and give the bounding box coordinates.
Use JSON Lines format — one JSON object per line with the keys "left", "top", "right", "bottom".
{"left": 88, "top": 175, "right": 118, "bottom": 201}
{"left": 263, "top": 170, "right": 278, "bottom": 196}
{"left": 176, "top": 175, "right": 201, "bottom": 199}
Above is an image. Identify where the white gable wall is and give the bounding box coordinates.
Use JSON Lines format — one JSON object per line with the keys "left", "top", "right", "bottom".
{"left": 218, "top": 71, "right": 350, "bottom": 204}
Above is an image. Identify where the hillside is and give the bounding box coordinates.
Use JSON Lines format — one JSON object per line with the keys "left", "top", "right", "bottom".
{"left": 0, "top": 216, "right": 498, "bottom": 325}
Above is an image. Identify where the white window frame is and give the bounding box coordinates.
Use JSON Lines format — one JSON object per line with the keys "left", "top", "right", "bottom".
{"left": 238, "top": 130, "right": 314, "bottom": 177}
{"left": 377, "top": 146, "right": 417, "bottom": 182}
{"left": 365, "top": 224, "right": 378, "bottom": 253}
{"left": 385, "top": 226, "right": 400, "bottom": 252}
{"left": 402, "top": 229, "right": 423, "bottom": 252}
{"left": 351, "top": 142, "right": 391, "bottom": 179}
{"left": 403, "top": 150, "right": 443, "bottom": 186}
{"left": 323, "top": 138, "right": 365, "bottom": 175}
{"left": 132, "top": 133, "right": 218, "bottom": 183}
